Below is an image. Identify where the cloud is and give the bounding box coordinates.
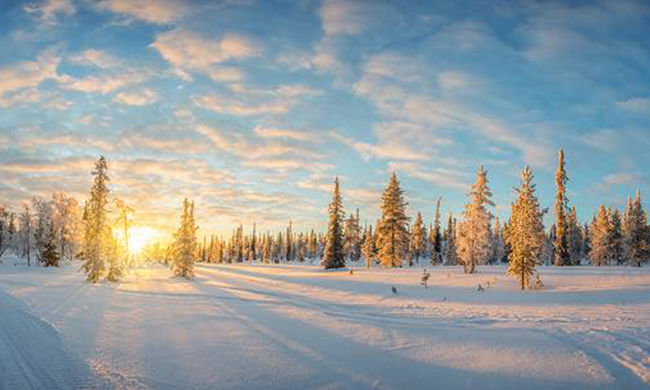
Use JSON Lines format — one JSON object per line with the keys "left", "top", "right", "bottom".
{"left": 330, "top": 130, "right": 430, "bottom": 162}
{"left": 95, "top": 0, "right": 189, "bottom": 24}
{"left": 319, "top": 0, "right": 367, "bottom": 36}
{"left": 616, "top": 97, "right": 650, "bottom": 112}
{"left": 69, "top": 49, "right": 123, "bottom": 69}
{"left": 0, "top": 50, "right": 60, "bottom": 103}
{"left": 193, "top": 83, "right": 319, "bottom": 116}
{"left": 438, "top": 71, "right": 475, "bottom": 91}
{"left": 62, "top": 70, "right": 148, "bottom": 94}
{"left": 388, "top": 162, "right": 470, "bottom": 192}
{"left": 113, "top": 88, "right": 158, "bottom": 105}
{"left": 591, "top": 172, "right": 640, "bottom": 193}
{"left": 254, "top": 126, "right": 314, "bottom": 142}
{"left": 151, "top": 29, "right": 259, "bottom": 82}
{"left": 24, "top": 0, "right": 75, "bottom": 25}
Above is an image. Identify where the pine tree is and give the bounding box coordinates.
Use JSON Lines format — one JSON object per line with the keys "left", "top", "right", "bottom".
{"left": 492, "top": 216, "right": 505, "bottom": 264}
{"left": 411, "top": 212, "right": 426, "bottom": 264}
{"left": 567, "top": 206, "right": 582, "bottom": 265}
{"left": 444, "top": 213, "right": 457, "bottom": 265}
{"left": 431, "top": 198, "right": 443, "bottom": 265}
{"left": 171, "top": 199, "right": 198, "bottom": 279}
{"left": 553, "top": 148, "right": 570, "bottom": 266}
{"left": 589, "top": 205, "right": 610, "bottom": 266}
{"left": 322, "top": 177, "right": 345, "bottom": 269}
{"left": 82, "top": 156, "right": 111, "bottom": 283}
{"left": 308, "top": 229, "right": 318, "bottom": 259}
{"left": 41, "top": 220, "right": 60, "bottom": 267}
{"left": 458, "top": 165, "right": 494, "bottom": 273}
{"left": 361, "top": 225, "right": 375, "bottom": 268}
{"left": 250, "top": 222, "right": 257, "bottom": 262}
{"left": 19, "top": 204, "right": 32, "bottom": 266}
{"left": 608, "top": 208, "right": 625, "bottom": 265}
{"left": 507, "top": 166, "right": 545, "bottom": 290}
{"left": 626, "top": 191, "right": 649, "bottom": 267}
{"left": 286, "top": 220, "right": 293, "bottom": 261}
{"left": 376, "top": 173, "right": 410, "bottom": 268}
{"left": 343, "top": 209, "right": 361, "bottom": 262}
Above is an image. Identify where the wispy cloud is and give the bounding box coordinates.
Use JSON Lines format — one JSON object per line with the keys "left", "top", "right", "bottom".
{"left": 113, "top": 88, "right": 158, "bottom": 106}
{"left": 24, "top": 0, "right": 75, "bottom": 25}
{"left": 95, "top": 0, "right": 190, "bottom": 24}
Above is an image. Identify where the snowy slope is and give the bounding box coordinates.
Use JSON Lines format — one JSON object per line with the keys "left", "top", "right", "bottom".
{"left": 0, "top": 263, "right": 648, "bottom": 389}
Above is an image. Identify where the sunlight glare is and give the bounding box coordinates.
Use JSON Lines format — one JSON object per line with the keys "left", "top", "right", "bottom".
{"left": 128, "top": 227, "right": 157, "bottom": 253}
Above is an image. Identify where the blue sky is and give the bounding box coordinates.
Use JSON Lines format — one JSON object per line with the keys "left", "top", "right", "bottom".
{"left": 0, "top": 0, "right": 648, "bottom": 236}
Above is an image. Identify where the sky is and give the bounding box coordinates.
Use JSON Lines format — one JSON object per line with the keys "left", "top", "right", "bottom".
{"left": 0, "top": 0, "right": 649, "bottom": 238}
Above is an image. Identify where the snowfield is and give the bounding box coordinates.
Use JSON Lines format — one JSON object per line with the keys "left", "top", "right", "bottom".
{"left": 0, "top": 262, "right": 649, "bottom": 390}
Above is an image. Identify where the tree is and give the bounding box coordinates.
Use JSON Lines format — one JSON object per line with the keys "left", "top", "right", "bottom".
{"left": 608, "top": 209, "right": 625, "bottom": 265}
{"left": 286, "top": 220, "right": 293, "bottom": 262}
{"left": 444, "top": 213, "right": 457, "bottom": 265}
{"left": 589, "top": 205, "right": 610, "bottom": 266}
{"left": 52, "top": 193, "right": 81, "bottom": 262}
{"left": 81, "top": 156, "right": 112, "bottom": 283}
{"left": 343, "top": 209, "right": 362, "bottom": 261}
{"left": 41, "top": 220, "right": 60, "bottom": 267}
{"left": 33, "top": 199, "right": 53, "bottom": 266}
{"left": 554, "top": 148, "right": 570, "bottom": 266}
{"left": 491, "top": 216, "right": 505, "bottom": 264}
{"left": 322, "top": 177, "right": 346, "bottom": 269}
{"left": 172, "top": 199, "right": 198, "bottom": 279}
{"left": 431, "top": 198, "right": 443, "bottom": 265}
{"left": 458, "top": 166, "right": 494, "bottom": 274}
{"left": 625, "top": 191, "right": 649, "bottom": 267}
{"left": 376, "top": 173, "right": 410, "bottom": 268}
{"left": 0, "top": 206, "right": 17, "bottom": 263}
{"left": 19, "top": 204, "right": 32, "bottom": 266}
{"left": 411, "top": 212, "right": 426, "bottom": 264}
{"left": 361, "top": 225, "right": 375, "bottom": 268}
{"left": 567, "top": 206, "right": 582, "bottom": 265}
{"left": 507, "top": 166, "right": 545, "bottom": 290}
{"left": 250, "top": 222, "right": 257, "bottom": 262}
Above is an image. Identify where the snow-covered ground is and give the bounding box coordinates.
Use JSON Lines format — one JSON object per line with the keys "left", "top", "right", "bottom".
{"left": 0, "top": 261, "right": 648, "bottom": 390}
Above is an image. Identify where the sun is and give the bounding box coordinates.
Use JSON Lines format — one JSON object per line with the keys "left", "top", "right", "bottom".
{"left": 128, "top": 227, "right": 158, "bottom": 254}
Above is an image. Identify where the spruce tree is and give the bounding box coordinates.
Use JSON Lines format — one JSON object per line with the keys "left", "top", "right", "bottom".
{"left": 608, "top": 208, "right": 625, "bottom": 265}
{"left": 82, "top": 156, "right": 111, "bottom": 283}
{"left": 172, "top": 199, "right": 197, "bottom": 279}
{"left": 626, "top": 191, "right": 649, "bottom": 267}
{"left": 41, "top": 220, "right": 60, "bottom": 267}
{"left": 376, "top": 173, "right": 410, "bottom": 268}
{"left": 361, "top": 225, "right": 375, "bottom": 268}
{"left": 411, "top": 212, "right": 426, "bottom": 264}
{"left": 444, "top": 213, "right": 457, "bottom": 265}
{"left": 589, "top": 205, "right": 610, "bottom": 266}
{"left": 457, "top": 165, "right": 494, "bottom": 273}
{"left": 553, "top": 148, "right": 570, "bottom": 266}
{"left": 322, "top": 177, "right": 346, "bottom": 269}
{"left": 507, "top": 166, "right": 545, "bottom": 290}
{"left": 567, "top": 206, "right": 582, "bottom": 265}
{"left": 431, "top": 198, "right": 443, "bottom": 265}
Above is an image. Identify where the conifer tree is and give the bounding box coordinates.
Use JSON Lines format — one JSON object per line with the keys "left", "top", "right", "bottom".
{"left": 286, "top": 220, "right": 293, "bottom": 261}
{"left": 458, "top": 166, "right": 494, "bottom": 273}
{"left": 41, "top": 220, "right": 60, "bottom": 267}
{"left": 308, "top": 229, "right": 318, "bottom": 259}
{"left": 553, "top": 148, "right": 570, "bottom": 266}
{"left": 626, "top": 191, "right": 649, "bottom": 267}
{"left": 322, "top": 177, "right": 346, "bottom": 269}
{"left": 491, "top": 216, "right": 505, "bottom": 264}
{"left": 343, "top": 209, "right": 361, "bottom": 261}
{"left": 507, "top": 166, "right": 545, "bottom": 290}
{"left": 444, "top": 213, "right": 457, "bottom": 265}
{"left": 171, "top": 199, "right": 198, "bottom": 279}
{"left": 431, "top": 198, "right": 443, "bottom": 265}
{"left": 589, "top": 205, "right": 610, "bottom": 266}
{"left": 362, "top": 225, "right": 375, "bottom": 268}
{"left": 608, "top": 208, "right": 625, "bottom": 265}
{"left": 567, "top": 206, "right": 582, "bottom": 265}
{"left": 411, "top": 212, "right": 426, "bottom": 264}
{"left": 19, "top": 204, "right": 32, "bottom": 266}
{"left": 250, "top": 222, "right": 257, "bottom": 262}
{"left": 81, "top": 156, "right": 111, "bottom": 283}
{"left": 376, "top": 173, "right": 410, "bottom": 268}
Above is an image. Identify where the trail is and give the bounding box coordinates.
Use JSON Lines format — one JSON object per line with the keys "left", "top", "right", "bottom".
{"left": 0, "top": 288, "right": 104, "bottom": 390}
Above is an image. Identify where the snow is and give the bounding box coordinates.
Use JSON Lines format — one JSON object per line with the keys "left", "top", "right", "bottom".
{"left": 0, "top": 261, "right": 648, "bottom": 389}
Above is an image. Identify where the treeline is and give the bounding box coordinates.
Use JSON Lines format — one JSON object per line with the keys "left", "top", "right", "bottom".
{"left": 0, "top": 150, "right": 648, "bottom": 288}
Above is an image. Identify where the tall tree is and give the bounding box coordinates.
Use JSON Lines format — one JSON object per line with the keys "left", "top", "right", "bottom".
{"left": 553, "top": 148, "right": 570, "bottom": 266}
{"left": 625, "top": 191, "right": 649, "bottom": 267}
{"left": 376, "top": 173, "right": 410, "bottom": 268}
{"left": 81, "top": 156, "right": 112, "bottom": 283}
{"left": 507, "top": 166, "right": 545, "bottom": 290}
{"left": 608, "top": 208, "right": 625, "bottom": 265}
{"left": 431, "top": 198, "right": 443, "bottom": 265}
{"left": 457, "top": 165, "right": 494, "bottom": 274}
{"left": 250, "top": 222, "right": 257, "bottom": 262}
{"left": 444, "top": 213, "right": 457, "bottom": 265}
{"left": 172, "top": 199, "right": 198, "bottom": 279}
{"left": 589, "top": 205, "right": 610, "bottom": 266}
{"left": 343, "top": 209, "right": 362, "bottom": 261}
{"left": 322, "top": 177, "right": 346, "bottom": 269}
{"left": 361, "top": 225, "right": 375, "bottom": 268}
{"left": 411, "top": 212, "right": 426, "bottom": 264}
{"left": 567, "top": 206, "right": 582, "bottom": 265}
{"left": 19, "top": 204, "right": 32, "bottom": 266}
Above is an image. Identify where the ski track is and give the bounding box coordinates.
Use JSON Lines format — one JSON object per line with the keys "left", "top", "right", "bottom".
{"left": 0, "top": 263, "right": 648, "bottom": 389}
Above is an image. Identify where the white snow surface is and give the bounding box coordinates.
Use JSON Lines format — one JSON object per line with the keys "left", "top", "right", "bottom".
{"left": 0, "top": 261, "right": 648, "bottom": 390}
